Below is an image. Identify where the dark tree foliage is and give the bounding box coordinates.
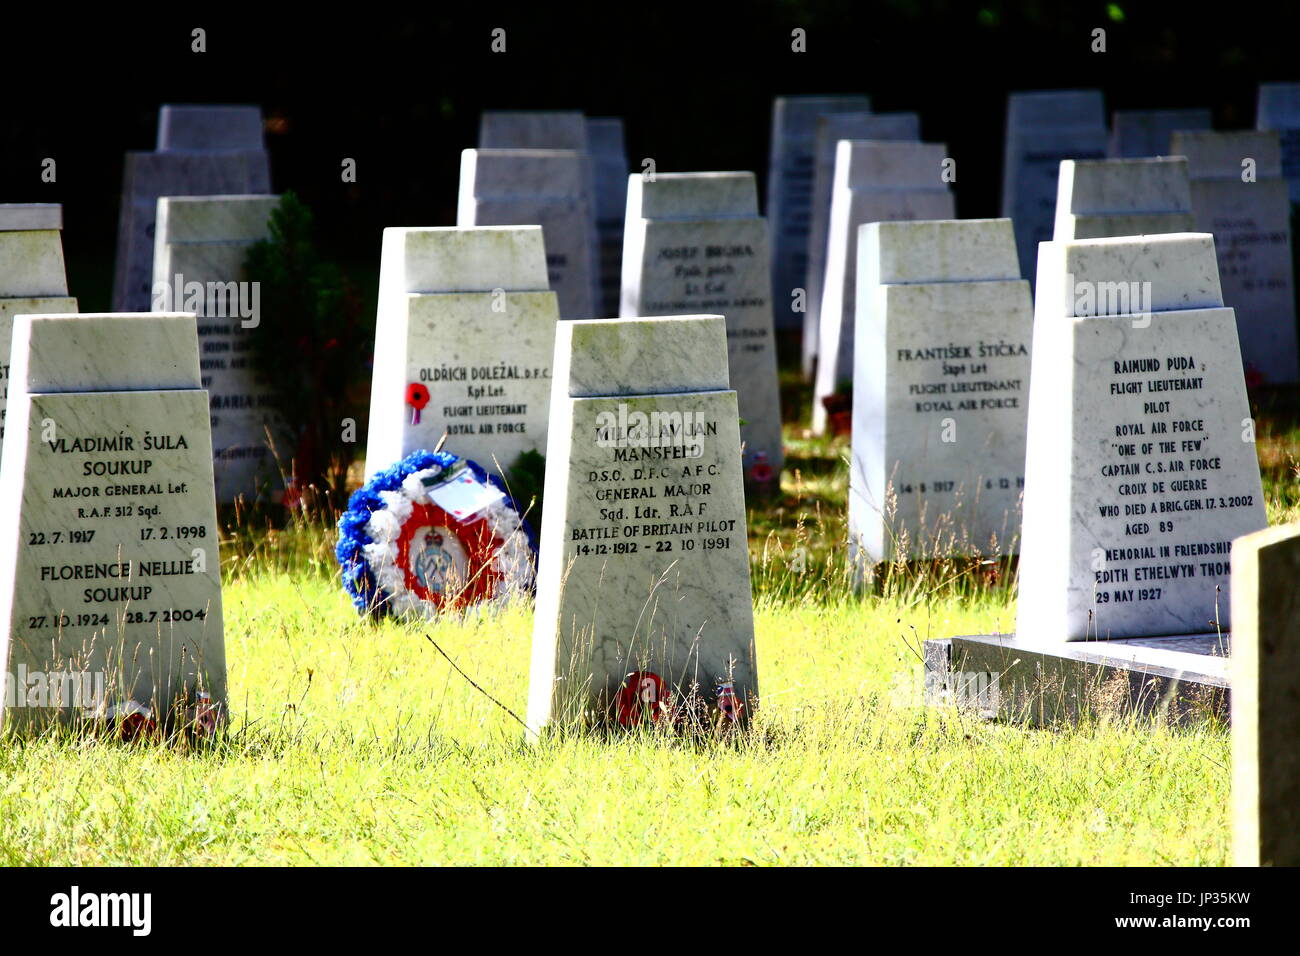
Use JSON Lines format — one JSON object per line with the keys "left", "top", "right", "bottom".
{"left": 243, "top": 193, "right": 369, "bottom": 505}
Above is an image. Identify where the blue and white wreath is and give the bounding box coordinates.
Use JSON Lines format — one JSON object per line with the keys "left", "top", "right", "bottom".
{"left": 337, "top": 450, "right": 536, "bottom": 618}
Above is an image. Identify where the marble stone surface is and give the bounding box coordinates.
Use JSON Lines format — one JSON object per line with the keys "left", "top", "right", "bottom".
{"left": 0, "top": 297, "right": 78, "bottom": 445}
{"left": 802, "top": 112, "right": 921, "bottom": 378}
{"left": 111, "top": 150, "right": 272, "bottom": 312}
{"left": 1231, "top": 522, "right": 1300, "bottom": 867}
{"left": 767, "top": 95, "right": 872, "bottom": 330}
{"left": 0, "top": 204, "right": 62, "bottom": 231}
{"left": 0, "top": 312, "right": 223, "bottom": 730}
{"left": 1108, "top": 109, "right": 1213, "bottom": 159}
{"left": 528, "top": 315, "right": 757, "bottom": 734}
{"left": 587, "top": 117, "right": 629, "bottom": 317}
{"left": 0, "top": 218, "right": 75, "bottom": 458}
{"left": 1001, "top": 90, "right": 1108, "bottom": 284}
{"left": 1172, "top": 130, "right": 1298, "bottom": 384}
{"left": 1018, "top": 234, "right": 1267, "bottom": 642}
{"left": 153, "top": 195, "right": 287, "bottom": 500}
{"left": 811, "top": 141, "right": 956, "bottom": 433}
{"left": 1256, "top": 83, "right": 1300, "bottom": 201}
{"left": 621, "top": 172, "right": 784, "bottom": 487}
{"left": 1053, "top": 158, "right": 1195, "bottom": 241}
{"left": 157, "top": 105, "right": 265, "bottom": 151}
{"left": 0, "top": 231, "right": 69, "bottom": 299}
{"left": 365, "top": 227, "right": 559, "bottom": 479}
{"left": 458, "top": 149, "right": 599, "bottom": 320}
{"left": 849, "top": 219, "right": 1031, "bottom": 563}
{"left": 480, "top": 110, "right": 589, "bottom": 149}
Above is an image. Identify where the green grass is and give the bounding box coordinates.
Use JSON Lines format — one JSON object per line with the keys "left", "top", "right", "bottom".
{"left": 0, "top": 572, "right": 1230, "bottom": 865}
{"left": 6, "top": 385, "right": 1297, "bottom": 865}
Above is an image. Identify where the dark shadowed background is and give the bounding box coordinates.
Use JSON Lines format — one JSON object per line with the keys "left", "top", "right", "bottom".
{"left": 4, "top": 1, "right": 1297, "bottom": 315}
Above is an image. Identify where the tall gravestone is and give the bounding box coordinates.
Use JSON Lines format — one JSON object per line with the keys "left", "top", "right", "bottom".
{"left": 0, "top": 205, "right": 77, "bottom": 452}
{"left": 1053, "top": 157, "right": 1196, "bottom": 241}
{"left": 849, "top": 219, "right": 1031, "bottom": 563}
{"left": 587, "top": 117, "right": 629, "bottom": 318}
{"left": 1018, "top": 233, "right": 1267, "bottom": 641}
{"left": 152, "top": 195, "right": 289, "bottom": 500}
{"left": 1107, "top": 109, "right": 1212, "bottom": 159}
{"left": 811, "top": 140, "right": 956, "bottom": 434}
{"left": 112, "top": 104, "right": 271, "bottom": 313}
{"left": 1231, "top": 522, "right": 1300, "bottom": 867}
{"left": 157, "top": 105, "right": 265, "bottom": 151}
{"left": 478, "top": 110, "right": 602, "bottom": 310}
{"left": 365, "top": 226, "right": 559, "bottom": 479}
{"left": 767, "top": 95, "right": 872, "bottom": 331}
{"left": 621, "top": 172, "right": 784, "bottom": 489}
{"left": 458, "top": 149, "right": 599, "bottom": 320}
{"left": 1256, "top": 83, "right": 1300, "bottom": 202}
{"left": 1172, "top": 130, "right": 1299, "bottom": 385}
{"left": 1001, "top": 90, "right": 1107, "bottom": 285}
{"left": 0, "top": 312, "right": 225, "bottom": 730}
{"left": 527, "top": 315, "right": 757, "bottom": 734}
{"left": 802, "top": 112, "right": 922, "bottom": 378}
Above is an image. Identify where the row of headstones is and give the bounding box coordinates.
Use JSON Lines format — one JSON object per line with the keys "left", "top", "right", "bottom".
{"left": 0, "top": 291, "right": 1290, "bottom": 864}
{"left": 772, "top": 88, "right": 1300, "bottom": 402}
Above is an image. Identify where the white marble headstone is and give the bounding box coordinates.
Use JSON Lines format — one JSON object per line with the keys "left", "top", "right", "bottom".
{"left": 587, "top": 117, "right": 629, "bottom": 317}
{"left": 1256, "top": 83, "right": 1300, "bottom": 201}
{"left": 1107, "top": 109, "right": 1212, "bottom": 159}
{"left": 364, "top": 226, "right": 559, "bottom": 480}
{"left": 0, "top": 312, "right": 224, "bottom": 730}
{"left": 620, "top": 172, "right": 784, "bottom": 489}
{"left": 802, "top": 112, "right": 921, "bottom": 378}
{"left": 157, "top": 105, "right": 265, "bottom": 151}
{"left": 527, "top": 314, "right": 757, "bottom": 734}
{"left": 1231, "top": 521, "right": 1300, "bottom": 867}
{"left": 0, "top": 206, "right": 77, "bottom": 454}
{"left": 152, "top": 195, "right": 290, "bottom": 500}
{"left": 849, "top": 219, "right": 1031, "bottom": 563}
{"left": 1018, "top": 233, "right": 1267, "bottom": 642}
{"left": 766, "top": 95, "right": 872, "bottom": 330}
{"left": 1001, "top": 90, "right": 1108, "bottom": 284}
{"left": 112, "top": 113, "right": 272, "bottom": 313}
{"left": 1053, "top": 157, "right": 1196, "bottom": 241}
{"left": 457, "top": 148, "right": 600, "bottom": 320}
{"left": 1171, "top": 129, "right": 1299, "bottom": 384}
{"left": 811, "top": 140, "right": 956, "bottom": 433}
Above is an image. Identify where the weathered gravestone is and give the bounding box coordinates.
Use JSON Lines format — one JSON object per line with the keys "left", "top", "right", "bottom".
{"left": 527, "top": 315, "right": 757, "bottom": 734}
{"left": 1019, "top": 232, "right": 1267, "bottom": 639}
{"left": 365, "top": 226, "right": 559, "bottom": 480}
{"left": 0, "top": 312, "right": 225, "bottom": 731}
{"left": 1231, "top": 522, "right": 1300, "bottom": 867}
{"left": 848, "top": 219, "right": 1031, "bottom": 564}
{"left": 1001, "top": 90, "right": 1107, "bottom": 285}
{"left": 1053, "top": 157, "right": 1196, "bottom": 241}
{"left": 152, "top": 195, "right": 289, "bottom": 500}
{"left": 1256, "top": 83, "right": 1300, "bottom": 202}
{"left": 802, "top": 112, "right": 921, "bottom": 379}
{"left": 479, "top": 110, "right": 602, "bottom": 309}
{"left": 1107, "top": 108, "right": 1212, "bottom": 159}
{"left": 811, "top": 140, "right": 955, "bottom": 434}
{"left": 0, "top": 205, "right": 77, "bottom": 453}
{"left": 767, "top": 95, "right": 872, "bottom": 331}
{"left": 620, "top": 172, "right": 783, "bottom": 490}
{"left": 931, "top": 234, "right": 1267, "bottom": 724}
{"left": 587, "top": 118, "right": 630, "bottom": 318}
{"left": 157, "top": 105, "right": 264, "bottom": 151}
{"left": 1171, "top": 129, "right": 1299, "bottom": 385}
{"left": 458, "top": 148, "right": 599, "bottom": 320}
{"left": 112, "top": 104, "right": 271, "bottom": 313}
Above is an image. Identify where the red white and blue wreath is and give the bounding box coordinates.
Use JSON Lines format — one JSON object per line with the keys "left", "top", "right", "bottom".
{"left": 337, "top": 450, "right": 536, "bottom": 618}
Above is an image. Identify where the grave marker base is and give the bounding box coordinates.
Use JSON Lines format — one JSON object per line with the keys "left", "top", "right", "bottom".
{"left": 923, "top": 633, "right": 1228, "bottom": 727}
